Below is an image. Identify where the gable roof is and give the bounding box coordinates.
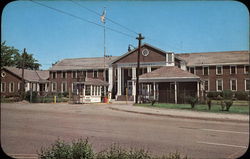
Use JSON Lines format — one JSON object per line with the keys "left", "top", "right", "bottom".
{"left": 176, "top": 51, "right": 249, "bottom": 66}
{"left": 3, "top": 67, "right": 49, "bottom": 82}
{"left": 49, "top": 56, "right": 118, "bottom": 71}
{"left": 111, "top": 43, "right": 183, "bottom": 64}
{"left": 139, "top": 66, "right": 200, "bottom": 82}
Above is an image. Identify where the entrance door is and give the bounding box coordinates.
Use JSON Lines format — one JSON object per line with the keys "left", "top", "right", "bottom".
{"left": 127, "top": 80, "right": 132, "bottom": 96}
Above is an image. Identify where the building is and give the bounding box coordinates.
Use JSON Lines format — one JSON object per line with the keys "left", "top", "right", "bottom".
{"left": 1, "top": 67, "right": 49, "bottom": 97}
{"left": 47, "top": 43, "right": 249, "bottom": 103}
{"left": 1, "top": 43, "right": 249, "bottom": 103}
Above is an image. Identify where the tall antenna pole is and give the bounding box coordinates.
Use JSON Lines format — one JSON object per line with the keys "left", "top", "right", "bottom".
{"left": 135, "top": 33, "right": 144, "bottom": 104}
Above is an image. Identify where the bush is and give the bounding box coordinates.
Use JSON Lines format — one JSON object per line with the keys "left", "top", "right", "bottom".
{"left": 206, "top": 91, "right": 222, "bottom": 100}
{"left": 25, "top": 91, "right": 38, "bottom": 102}
{"left": 38, "top": 138, "right": 190, "bottom": 159}
{"left": 187, "top": 96, "right": 198, "bottom": 109}
{"left": 38, "top": 138, "right": 94, "bottom": 159}
{"left": 224, "top": 100, "right": 233, "bottom": 111}
{"left": 207, "top": 98, "right": 212, "bottom": 110}
{"left": 222, "top": 90, "right": 233, "bottom": 99}
{"left": 235, "top": 91, "right": 248, "bottom": 100}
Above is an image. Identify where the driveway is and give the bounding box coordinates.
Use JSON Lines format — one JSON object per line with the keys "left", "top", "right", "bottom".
{"left": 1, "top": 103, "right": 249, "bottom": 159}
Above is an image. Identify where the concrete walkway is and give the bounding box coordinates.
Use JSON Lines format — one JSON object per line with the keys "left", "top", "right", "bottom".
{"left": 109, "top": 104, "right": 249, "bottom": 123}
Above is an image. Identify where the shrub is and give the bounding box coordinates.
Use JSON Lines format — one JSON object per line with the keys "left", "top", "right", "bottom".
{"left": 206, "top": 91, "right": 222, "bottom": 100}
{"left": 25, "top": 91, "right": 38, "bottom": 102}
{"left": 63, "top": 91, "right": 69, "bottom": 98}
{"left": 71, "top": 138, "right": 94, "bottom": 159}
{"left": 207, "top": 98, "right": 212, "bottom": 110}
{"left": 222, "top": 90, "right": 233, "bottom": 99}
{"left": 235, "top": 91, "right": 248, "bottom": 100}
{"left": 187, "top": 96, "right": 198, "bottom": 109}
{"left": 224, "top": 100, "right": 233, "bottom": 111}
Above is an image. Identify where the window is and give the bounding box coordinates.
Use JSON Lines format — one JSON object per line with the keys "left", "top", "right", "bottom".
{"left": 189, "top": 67, "right": 195, "bottom": 74}
{"left": 52, "top": 72, "right": 57, "bottom": 79}
{"left": 203, "top": 66, "right": 209, "bottom": 75}
{"left": 72, "top": 71, "right": 77, "bottom": 78}
{"left": 204, "top": 80, "right": 209, "bottom": 91}
{"left": 230, "top": 66, "right": 237, "bottom": 74}
{"left": 93, "top": 70, "right": 98, "bottom": 78}
{"left": 52, "top": 82, "right": 57, "bottom": 92}
{"left": 245, "top": 79, "right": 250, "bottom": 91}
{"left": 1, "top": 82, "right": 6, "bottom": 92}
{"left": 61, "top": 82, "right": 67, "bottom": 92}
{"left": 230, "top": 79, "right": 237, "bottom": 91}
{"left": 216, "top": 66, "right": 223, "bottom": 75}
{"left": 17, "top": 82, "right": 21, "bottom": 90}
{"left": 61, "top": 72, "right": 67, "bottom": 79}
{"left": 216, "top": 79, "right": 223, "bottom": 91}
{"left": 167, "top": 53, "right": 173, "bottom": 62}
{"left": 85, "top": 85, "right": 91, "bottom": 95}
{"left": 245, "top": 65, "right": 249, "bottom": 74}
{"left": 128, "top": 69, "right": 132, "bottom": 77}
{"left": 9, "top": 82, "right": 14, "bottom": 93}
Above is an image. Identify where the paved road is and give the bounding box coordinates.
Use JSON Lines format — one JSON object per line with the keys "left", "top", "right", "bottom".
{"left": 1, "top": 103, "right": 249, "bottom": 159}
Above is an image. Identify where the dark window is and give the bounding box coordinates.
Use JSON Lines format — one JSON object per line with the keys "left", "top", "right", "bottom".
{"left": 204, "top": 80, "right": 209, "bottom": 91}
{"left": 190, "top": 67, "right": 195, "bottom": 74}
{"left": 62, "top": 72, "right": 67, "bottom": 78}
{"left": 217, "top": 80, "right": 223, "bottom": 91}
{"left": 231, "top": 79, "right": 237, "bottom": 91}
{"left": 1, "top": 82, "right": 6, "bottom": 92}
{"left": 52, "top": 72, "right": 56, "bottom": 79}
{"left": 93, "top": 70, "right": 98, "bottom": 78}
{"left": 246, "top": 80, "right": 250, "bottom": 91}
{"left": 72, "top": 71, "right": 77, "bottom": 78}
{"left": 203, "top": 67, "right": 209, "bottom": 75}
{"left": 216, "top": 66, "right": 222, "bottom": 75}
{"left": 230, "top": 66, "right": 236, "bottom": 74}
{"left": 245, "top": 66, "right": 249, "bottom": 74}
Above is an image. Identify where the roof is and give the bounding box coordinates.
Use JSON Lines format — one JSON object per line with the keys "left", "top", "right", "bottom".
{"left": 176, "top": 51, "right": 249, "bottom": 66}
{"left": 3, "top": 67, "right": 49, "bottom": 82}
{"left": 111, "top": 43, "right": 183, "bottom": 64}
{"left": 49, "top": 56, "right": 119, "bottom": 71}
{"left": 74, "top": 78, "right": 109, "bottom": 86}
{"left": 139, "top": 66, "right": 200, "bottom": 82}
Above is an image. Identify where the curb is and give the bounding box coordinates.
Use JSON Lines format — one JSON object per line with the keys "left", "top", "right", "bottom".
{"left": 109, "top": 107, "right": 249, "bottom": 123}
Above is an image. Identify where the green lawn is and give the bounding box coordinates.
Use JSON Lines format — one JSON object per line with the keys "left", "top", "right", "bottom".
{"left": 135, "top": 100, "right": 249, "bottom": 115}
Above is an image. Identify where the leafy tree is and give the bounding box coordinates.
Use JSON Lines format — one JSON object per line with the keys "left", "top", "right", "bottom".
{"left": 1, "top": 41, "right": 19, "bottom": 68}
{"left": 1, "top": 41, "right": 41, "bottom": 70}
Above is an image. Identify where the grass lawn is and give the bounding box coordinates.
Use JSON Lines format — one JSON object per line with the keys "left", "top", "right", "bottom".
{"left": 135, "top": 100, "right": 249, "bottom": 115}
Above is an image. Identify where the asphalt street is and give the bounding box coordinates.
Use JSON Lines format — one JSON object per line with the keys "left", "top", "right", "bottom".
{"left": 1, "top": 103, "right": 249, "bottom": 159}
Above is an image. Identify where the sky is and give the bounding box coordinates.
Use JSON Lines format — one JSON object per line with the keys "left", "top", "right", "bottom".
{"left": 2, "top": 0, "right": 249, "bottom": 70}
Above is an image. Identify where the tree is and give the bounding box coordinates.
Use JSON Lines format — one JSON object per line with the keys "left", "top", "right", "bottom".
{"left": 1, "top": 41, "right": 41, "bottom": 70}
{"left": 1, "top": 41, "right": 19, "bottom": 68}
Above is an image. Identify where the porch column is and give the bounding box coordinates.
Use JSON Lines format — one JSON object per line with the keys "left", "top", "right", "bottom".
{"left": 83, "top": 86, "right": 85, "bottom": 96}
{"left": 37, "top": 83, "right": 39, "bottom": 92}
{"left": 117, "top": 67, "right": 122, "bottom": 96}
{"left": 90, "top": 85, "right": 92, "bottom": 96}
{"left": 132, "top": 67, "right": 136, "bottom": 101}
{"left": 93, "top": 86, "right": 96, "bottom": 96}
{"left": 174, "top": 82, "right": 177, "bottom": 104}
{"left": 121, "top": 68, "right": 124, "bottom": 94}
{"left": 108, "top": 67, "right": 113, "bottom": 92}
{"left": 153, "top": 82, "right": 156, "bottom": 100}
{"left": 197, "top": 81, "right": 200, "bottom": 98}
{"left": 147, "top": 66, "right": 151, "bottom": 96}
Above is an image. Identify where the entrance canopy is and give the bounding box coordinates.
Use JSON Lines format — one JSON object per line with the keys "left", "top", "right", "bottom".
{"left": 139, "top": 66, "right": 200, "bottom": 82}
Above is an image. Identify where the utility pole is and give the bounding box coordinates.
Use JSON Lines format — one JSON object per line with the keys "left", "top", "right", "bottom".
{"left": 135, "top": 33, "right": 144, "bottom": 104}
{"left": 21, "top": 48, "right": 26, "bottom": 100}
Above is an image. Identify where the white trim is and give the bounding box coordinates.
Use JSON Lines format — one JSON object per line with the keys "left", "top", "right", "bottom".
{"left": 1, "top": 82, "right": 6, "bottom": 93}
{"left": 216, "top": 79, "right": 223, "bottom": 92}
{"left": 52, "top": 82, "right": 57, "bottom": 92}
{"left": 204, "top": 79, "right": 209, "bottom": 91}
{"left": 230, "top": 79, "right": 237, "bottom": 91}
{"left": 189, "top": 66, "right": 196, "bottom": 74}
{"left": 245, "top": 79, "right": 250, "bottom": 91}
{"left": 244, "top": 65, "right": 249, "bottom": 74}
{"left": 9, "top": 82, "right": 15, "bottom": 93}
{"left": 61, "top": 82, "right": 67, "bottom": 92}
{"left": 230, "top": 65, "right": 237, "bottom": 74}
{"left": 216, "top": 66, "right": 223, "bottom": 75}
{"left": 17, "top": 82, "right": 21, "bottom": 91}
{"left": 203, "top": 66, "right": 209, "bottom": 75}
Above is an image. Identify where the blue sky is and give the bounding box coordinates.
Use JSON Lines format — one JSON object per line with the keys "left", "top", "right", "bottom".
{"left": 2, "top": 0, "right": 249, "bottom": 70}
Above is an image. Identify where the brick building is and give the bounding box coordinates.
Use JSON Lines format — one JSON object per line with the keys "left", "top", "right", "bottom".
{"left": 48, "top": 43, "right": 249, "bottom": 103}
{"left": 2, "top": 43, "right": 248, "bottom": 103}
{"left": 1, "top": 67, "right": 49, "bottom": 97}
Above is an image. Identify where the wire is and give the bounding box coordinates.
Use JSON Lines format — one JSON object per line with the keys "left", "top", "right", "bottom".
{"left": 30, "top": 0, "right": 135, "bottom": 39}
{"left": 70, "top": 0, "right": 139, "bottom": 35}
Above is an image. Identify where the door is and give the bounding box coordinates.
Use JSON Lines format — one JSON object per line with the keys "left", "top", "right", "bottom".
{"left": 127, "top": 80, "right": 132, "bottom": 96}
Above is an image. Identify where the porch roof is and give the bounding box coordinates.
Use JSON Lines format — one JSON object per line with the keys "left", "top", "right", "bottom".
{"left": 139, "top": 66, "right": 200, "bottom": 82}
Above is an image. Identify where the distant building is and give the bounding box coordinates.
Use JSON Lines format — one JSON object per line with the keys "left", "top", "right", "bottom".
{"left": 1, "top": 67, "right": 49, "bottom": 97}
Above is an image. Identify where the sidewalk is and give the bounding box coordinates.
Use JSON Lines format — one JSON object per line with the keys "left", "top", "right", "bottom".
{"left": 109, "top": 104, "right": 249, "bottom": 123}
